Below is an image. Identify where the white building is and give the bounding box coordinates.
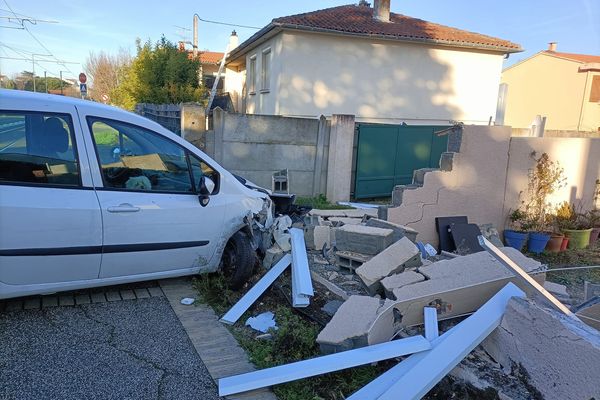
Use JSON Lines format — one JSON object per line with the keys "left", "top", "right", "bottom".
{"left": 225, "top": 0, "right": 522, "bottom": 124}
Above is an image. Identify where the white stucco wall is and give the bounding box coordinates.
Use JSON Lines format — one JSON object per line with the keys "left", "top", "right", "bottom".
{"left": 235, "top": 30, "right": 506, "bottom": 124}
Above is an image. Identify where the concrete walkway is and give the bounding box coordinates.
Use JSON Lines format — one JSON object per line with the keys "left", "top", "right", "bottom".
{"left": 159, "top": 277, "right": 278, "bottom": 400}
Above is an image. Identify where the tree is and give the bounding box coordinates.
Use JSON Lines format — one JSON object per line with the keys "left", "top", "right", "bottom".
{"left": 113, "top": 36, "right": 205, "bottom": 110}
{"left": 84, "top": 49, "right": 131, "bottom": 103}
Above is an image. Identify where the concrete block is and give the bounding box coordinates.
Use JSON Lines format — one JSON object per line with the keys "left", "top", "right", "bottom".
{"left": 335, "top": 250, "right": 372, "bottom": 271}
{"left": 316, "top": 295, "right": 392, "bottom": 354}
{"left": 313, "top": 226, "right": 331, "bottom": 250}
{"left": 263, "top": 244, "right": 285, "bottom": 269}
{"left": 381, "top": 270, "right": 426, "bottom": 300}
{"left": 482, "top": 297, "right": 600, "bottom": 400}
{"left": 543, "top": 281, "right": 569, "bottom": 298}
{"left": 417, "top": 247, "right": 541, "bottom": 283}
{"left": 366, "top": 218, "right": 419, "bottom": 243}
{"left": 335, "top": 225, "right": 394, "bottom": 255}
{"left": 329, "top": 217, "right": 363, "bottom": 225}
{"left": 356, "top": 237, "right": 421, "bottom": 295}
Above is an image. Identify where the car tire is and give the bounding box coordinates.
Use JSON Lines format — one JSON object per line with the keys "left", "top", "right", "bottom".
{"left": 221, "top": 231, "right": 256, "bottom": 290}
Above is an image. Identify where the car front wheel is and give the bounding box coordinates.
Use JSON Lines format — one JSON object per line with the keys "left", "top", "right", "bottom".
{"left": 221, "top": 231, "right": 256, "bottom": 290}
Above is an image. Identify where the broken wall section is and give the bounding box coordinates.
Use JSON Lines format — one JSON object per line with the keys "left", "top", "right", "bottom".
{"left": 482, "top": 297, "right": 600, "bottom": 400}
{"left": 387, "top": 125, "right": 512, "bottom": 246}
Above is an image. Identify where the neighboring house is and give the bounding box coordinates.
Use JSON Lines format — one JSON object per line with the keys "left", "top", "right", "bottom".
{"left": 178, "top": 41, "right": 225, "bottom": 91}
{"left": 501, "top": 43, "right": 600, "bottom": 132}
{"left": 224, "top": 0, "right": 521, "bottom": 124}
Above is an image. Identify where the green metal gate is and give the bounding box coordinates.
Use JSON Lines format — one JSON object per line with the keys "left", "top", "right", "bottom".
{"left": 354, "top": 124, "right": 449, "bottom": 199}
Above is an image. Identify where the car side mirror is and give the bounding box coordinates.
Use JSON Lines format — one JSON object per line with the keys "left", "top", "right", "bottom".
{"left": 198, "top": 176, "right": 211, "bottom": 207}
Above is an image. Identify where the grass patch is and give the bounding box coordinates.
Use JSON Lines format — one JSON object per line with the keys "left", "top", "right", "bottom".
{"left": 295, "top": 194, "right": 353, "bottom": 210}
{"left": 194, "top": 272, "right": 390, "bottom": 399}
{"left": 528, "top": 242, "right": 600, "bottom": 301}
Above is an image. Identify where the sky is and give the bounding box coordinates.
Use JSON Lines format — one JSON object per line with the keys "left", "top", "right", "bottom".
{"left": 1, "top": 0, "right": 599, "bottom": 81}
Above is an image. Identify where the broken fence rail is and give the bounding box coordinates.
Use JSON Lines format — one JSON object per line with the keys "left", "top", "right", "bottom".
{"left": 218, "top": 335, "right": 431, "bottom": 396}
{"left": 290, "top": 227, "right": 314, "bottom": 307}
{"left": 220, "top": 254, "right": 292, "bottom": 325}
{"left": 349, "top": 282, "right": 525, "bottom": 399}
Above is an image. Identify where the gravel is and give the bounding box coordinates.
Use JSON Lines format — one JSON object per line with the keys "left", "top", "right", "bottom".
{"left": 0, "top": 297, "right": 221, "bottom": 400}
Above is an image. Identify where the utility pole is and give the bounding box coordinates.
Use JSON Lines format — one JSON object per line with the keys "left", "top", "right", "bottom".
{"left": 193, "top": 13, "right": 203, "bottom": 87}
{"left": 44, "top": 71, "right": 47, "bottom": 93}
{"left": 31, "top": 53, "right": 51, "bottom": 92}
{"left": 60, "top": 70, "right": 63, "bottom": 95}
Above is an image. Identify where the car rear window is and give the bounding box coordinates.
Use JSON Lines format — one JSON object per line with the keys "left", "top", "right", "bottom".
{"left": 0, "top": 112, "right": 80, "bottom": 187}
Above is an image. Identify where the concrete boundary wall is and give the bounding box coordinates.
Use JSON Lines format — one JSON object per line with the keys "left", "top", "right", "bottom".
{"left": 205, "top": 109, "right": 354, "bottom": 199}
{"left": 387, "top": 127, "right": 600, "bottom": 246}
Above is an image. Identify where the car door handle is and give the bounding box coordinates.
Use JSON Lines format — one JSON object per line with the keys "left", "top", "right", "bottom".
{"left": 107, "top": 203, "right": 141, "bottom": 213}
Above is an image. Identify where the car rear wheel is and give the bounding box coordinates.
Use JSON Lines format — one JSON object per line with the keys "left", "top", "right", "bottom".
{"left": 221, "top": 231, "right": 256, "bottom": 290}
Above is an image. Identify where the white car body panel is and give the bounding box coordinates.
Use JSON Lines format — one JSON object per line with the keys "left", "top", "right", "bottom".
{"left": 0, "top": 90, "right": 272, "bottom": 299}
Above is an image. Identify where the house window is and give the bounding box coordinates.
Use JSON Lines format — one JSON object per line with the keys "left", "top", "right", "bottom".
{"left": 261, "top": 48, "right": 271, "bottom": 92}
{"left": 248, "top": 55, "right": 256, "bottom": 95}
{"left": 590, "top": 75, "right": 600, "bottom": 103}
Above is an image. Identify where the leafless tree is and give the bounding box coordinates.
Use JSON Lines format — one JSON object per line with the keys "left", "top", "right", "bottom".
{"left": 84, "top": 49, "right": 131, "bottom": 103}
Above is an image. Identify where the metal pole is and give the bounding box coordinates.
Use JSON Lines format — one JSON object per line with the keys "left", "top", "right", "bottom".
{"left": 32, "top": 54, "right": 36, "bottom": 92}
{"left": 44, "top": 71, "right": 47, "bottom": 93}
{"left": 60, "top": 71, "right": 63, "bottom": 95}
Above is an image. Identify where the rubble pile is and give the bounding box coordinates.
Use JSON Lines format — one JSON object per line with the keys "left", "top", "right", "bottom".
{"left": 220, "top": 206, "right": 600, "bottom": 398}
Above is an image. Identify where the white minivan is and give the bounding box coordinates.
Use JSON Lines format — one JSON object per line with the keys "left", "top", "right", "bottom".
{"left": 0, "top": 90, "right": 275, "bottom": 299}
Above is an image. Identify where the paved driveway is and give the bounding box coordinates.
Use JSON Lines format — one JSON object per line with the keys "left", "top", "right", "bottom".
{"left": 0, "top": 292, "right": 221, "bottom": 400}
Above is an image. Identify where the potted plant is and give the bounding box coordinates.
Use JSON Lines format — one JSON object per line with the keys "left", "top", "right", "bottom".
{"left": 584, "top": 209, "right": 600, "bottom": 245}
{"left": 547, "top": 202, "right": 572, "bottom": 252}
{"left": 504, "top": 209, "right": 530, "bottom": 251}
{"left": 517, "top": 153, "right": 566, "bottom": 254}
{"left": 556, "top": 202, "right": 593, "bottom": 249}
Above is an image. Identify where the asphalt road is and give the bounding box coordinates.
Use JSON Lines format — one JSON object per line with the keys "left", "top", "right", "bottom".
{"left": 0, "top": 296, "right": 221, "bottom": 400}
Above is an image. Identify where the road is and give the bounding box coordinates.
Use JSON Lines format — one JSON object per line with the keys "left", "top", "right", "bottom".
{"left": 0, "top": 290, "right": 221, "bottom": 400}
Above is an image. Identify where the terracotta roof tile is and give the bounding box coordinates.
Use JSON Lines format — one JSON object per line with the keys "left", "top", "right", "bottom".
{"left": 186, "top": 51, "right": 224, "bottom": 64}
{"left": 272, "top": 4, "right": 521, "bottom": 52}
{"left": 545, "top": 51, "right": 600, "bottom": 64}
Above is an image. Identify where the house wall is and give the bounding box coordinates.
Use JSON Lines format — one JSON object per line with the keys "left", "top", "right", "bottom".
{"left": 386, "top": 126, "right": 600, "bottom": 246}
{"left": 253, "top": 31, "right": 505, "bottom": 124}
{"left": 501, "top": 53, "right": 600, "bottom": 131}
{"left": 240, "top": 34, "right": 284, "bottom": 116}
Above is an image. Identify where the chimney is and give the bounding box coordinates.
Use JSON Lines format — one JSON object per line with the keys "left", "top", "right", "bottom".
{"left": 229, "top": 30, "right": 239, "bottom": 51}
{"left": 548, "top": 42, "right": 557, "bottom": 52}
{"left": 373, "top": 0, "right": 390, "bottom": 22}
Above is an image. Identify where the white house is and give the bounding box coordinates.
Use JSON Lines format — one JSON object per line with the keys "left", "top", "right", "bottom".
{"left": 224, "top": 0, "right": 522, "bottom": 124}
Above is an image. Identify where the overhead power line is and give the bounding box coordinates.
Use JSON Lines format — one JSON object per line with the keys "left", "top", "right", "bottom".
{"left": 193, "top": 14, "right": 261, "bottom": 30}
{"left": 2, "top": 0, "right": 74, "bottom": 74}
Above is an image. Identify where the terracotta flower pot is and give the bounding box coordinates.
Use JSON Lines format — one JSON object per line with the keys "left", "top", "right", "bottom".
{"left": 560, "top": 237, "right": 569, "bottom": 251}
{"left": 545, "top": 234, "right": 564, "bottom": 253}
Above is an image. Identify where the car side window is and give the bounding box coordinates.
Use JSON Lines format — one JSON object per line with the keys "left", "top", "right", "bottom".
{"left": 0, "top": 111, "right": 80, "bottom": 186}
{"left": 88, "top": 117, "right": 193, "bottom": 193}
{"left": 189, "top": 154, "right": 220, "bottom": 194}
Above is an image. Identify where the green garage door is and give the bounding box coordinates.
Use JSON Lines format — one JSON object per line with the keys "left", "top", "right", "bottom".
{"left": 354, "top": 124, "right": 449, "bottom": 199}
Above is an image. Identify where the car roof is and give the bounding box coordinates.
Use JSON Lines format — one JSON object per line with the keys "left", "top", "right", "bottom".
{"left": 0, "top": 89, "right": 136, "bottom": 119}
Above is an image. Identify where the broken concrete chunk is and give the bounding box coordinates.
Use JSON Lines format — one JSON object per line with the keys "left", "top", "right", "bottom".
{"left": 417, "top": 247, "right": 542, "bottom": 282}
{"left": 381, "top": 270, "right": 426, "bottom": 300}
{"left": 329, "top": 217, "right": 363, "bottom": 225}
{"left": 263, "top": 244, "right": 285, "bottom": 269}
{"left": 356, "top": 237, "right": 421, "bottom": 295}
{"left": 316, "top": 295, "right": 392, "bottom": 354}
{"left": 313, "top": 225, "right": 331, "bottom": 250}
{"left": 482, "top": 297, "right": 600, "bottom": 400}
{"left": 366, "top": 218, "right": 419, "bottom": 243}
{"left": 321, "top": 300, "right": 344, "bottom": 316}
{"left": 543, "top": 281, "right": 569, "bottom": 298}
{"left": 334, "top": 224, "right": 394, "bottom": 255}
